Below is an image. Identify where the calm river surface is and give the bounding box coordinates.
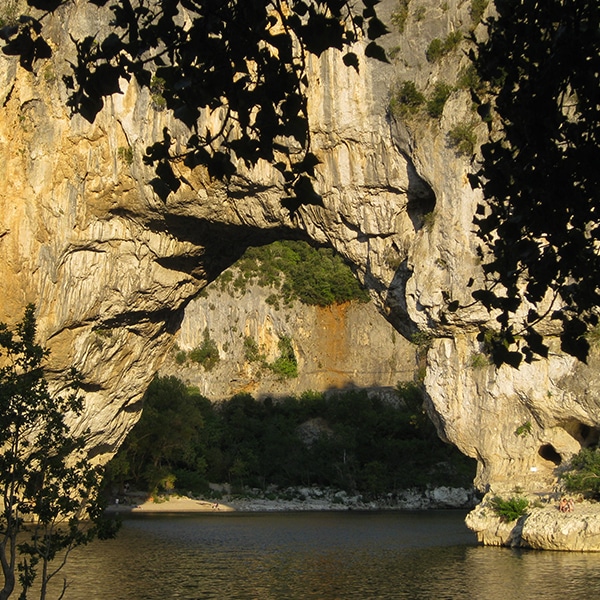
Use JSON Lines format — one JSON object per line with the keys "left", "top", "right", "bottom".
{"left": 52, "top": 511, "right": 600, "bottom": 600}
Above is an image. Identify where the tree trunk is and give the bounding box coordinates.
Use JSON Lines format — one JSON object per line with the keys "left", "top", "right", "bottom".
{"left": 0, "top": 538, "right": 16, "bottom": 600}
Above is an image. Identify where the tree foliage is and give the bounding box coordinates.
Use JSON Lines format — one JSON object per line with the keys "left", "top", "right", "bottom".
{"left": 490, "top": 495, "right": 529, "bottom": 522}
{"left": 188, "top": 329, "right": 220, "bottom": 371}
{"left": 105, "top": 377, "right": 476, "bottom": 496}
{"left": 106, "top": 376, "right": 207, "bottom": 494}
{"left": 561, "top": 447, "right": 600, "bottom": 499}
{"left": 268, "top": 335, "right": 298, "bottom": 379}
{"left": 469, "top": 0, "right": 600, "bottom": 366}
{"left": 223, "top": 240, "right": 370, "bottom": 306}
{"left": 1, "top": 0, "right": 388, "bottom": 210}
{"left": 0, "top": 306, "right": 115, "bottom": 600}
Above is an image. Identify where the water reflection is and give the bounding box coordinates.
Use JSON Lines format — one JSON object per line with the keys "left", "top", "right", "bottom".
{"left": 49, "top": 512, "right": 600, "bottom": 600}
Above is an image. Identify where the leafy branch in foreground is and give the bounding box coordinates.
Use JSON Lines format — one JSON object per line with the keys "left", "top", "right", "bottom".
{"left": 0, "top": 305, "right": 117, "bottom": 600}
{"left": 469, "top": 0, "right": 600, "bottom": 366}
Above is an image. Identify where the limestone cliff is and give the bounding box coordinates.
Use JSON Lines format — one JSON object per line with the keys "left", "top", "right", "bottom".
{"left": 160, "top": 269, "right": 416, "bottom": 399}
{"left": 1, "top": 0, "right": 599, "bottom": 550}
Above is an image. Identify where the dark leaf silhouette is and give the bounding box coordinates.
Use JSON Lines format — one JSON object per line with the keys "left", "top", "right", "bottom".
{"left": 1, "top": 16, "right": 51, "bottom": 71}
{"left": 342, "top": 51, "right": 360, "bottom": 72}
{"left": 364, "top": 40, "right": 389, "bottom": 63}
{"left": 470, "top": 0, "right": 600, "bottom": 364}
{"left": 26, "top": 0, "right": 66, "bottom": 9}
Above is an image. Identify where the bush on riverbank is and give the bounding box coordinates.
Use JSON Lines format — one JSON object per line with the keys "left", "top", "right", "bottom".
{"left": 562, "top": 448, "right": 600, "bottom": 500}
{"left": 490, "top": 495, "right": 530, "bottom": 522}
{"left": 103, "top": 377, "right": 476, "bottom": 499}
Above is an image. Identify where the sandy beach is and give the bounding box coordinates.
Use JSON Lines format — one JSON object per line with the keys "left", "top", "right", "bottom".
{"left": 105, "top": 493, "right": 362, "bottom": 513}
{"left": 106, "top": 495, "right": 235, "bottom": 513}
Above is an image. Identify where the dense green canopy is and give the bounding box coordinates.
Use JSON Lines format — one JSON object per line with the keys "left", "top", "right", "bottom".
{"left": 105, "top": 377, "right": 475, "bottom": 496}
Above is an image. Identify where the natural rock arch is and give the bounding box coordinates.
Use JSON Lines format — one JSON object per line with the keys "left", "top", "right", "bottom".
{"left": 0, "top": 0, "right": 599, "bottom": 509}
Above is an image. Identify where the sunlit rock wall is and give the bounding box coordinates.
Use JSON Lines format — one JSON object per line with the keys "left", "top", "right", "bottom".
{"left": 0, "top": 0, "right": 598, "bottom": 507}
{"left": 161, "top": 278, "right": 416, "bottom": 399}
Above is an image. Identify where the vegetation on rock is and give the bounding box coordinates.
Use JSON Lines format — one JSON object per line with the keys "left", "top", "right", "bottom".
{"left": 490, "top": 495, "right": 529, "bottom": 522}
{"left": 469, "top": 0, "right": 489, "bottom": 26}
{"left": 216, "top": 240, "right": 370, "bottom": 307}
{"left": 425, "top": 31, "right": 463, "bottom": 63}
{"left": 391, "top": 0, "right": 411, "bottom": 33}
{"left": 426, "top": 82, "right": 453, "bottom": 119}
{"left": 447, "top": 120, "right": 478, "bottom": 156}
{"left": 389, "top": 80, "right": 425, "bottom": 118}
{"left": 239, "top": 334, "right": 299, "bottom": 379}
{"left": 188, "top": 329, "right": 220, "bottom": 371}
{"left": 267, "top": 336, "right": 298, "bottom": 379}
{"left": 562, "top": 448, "right": 600, "bottom": 500}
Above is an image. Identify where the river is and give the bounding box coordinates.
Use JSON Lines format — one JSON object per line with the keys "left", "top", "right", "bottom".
{"left": 48, "top": 511, "right": 600, "bottom": 599}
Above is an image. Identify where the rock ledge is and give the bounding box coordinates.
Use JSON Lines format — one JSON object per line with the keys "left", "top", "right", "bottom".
{"left": 466, "top": 498, "right": 600, "bottom": 552}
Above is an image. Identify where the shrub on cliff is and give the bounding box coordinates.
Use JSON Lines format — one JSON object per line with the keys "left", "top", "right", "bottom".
{"left": 562, "top": 448, "right": 600, "bottom": 500}
{"left": 219, "top": 240, "right": 370, "bottom": 307}
{"left": 389, "top": 80, "right": 425, "bottom": 117}
{"left": 268, "top": 336, "right": 298, "bottom": 379}
{"left": 490, "top": 495, "right": 529, "bottom": 522}
{"left": 189, "top": 329, "right": 220, "bottom": 371}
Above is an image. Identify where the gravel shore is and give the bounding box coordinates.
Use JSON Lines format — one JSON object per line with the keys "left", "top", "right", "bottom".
{"left": 105, "top": 486, "right": 477, "bottom": 514}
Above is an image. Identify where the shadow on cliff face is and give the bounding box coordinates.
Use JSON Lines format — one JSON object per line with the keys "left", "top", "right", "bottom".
{"left": 405, "top": 161, "right": 436, "bottom": 233}
{"left": 144, "top": 212, "right": 309, "bottom": 284}
{"left": 1, "top": 0, "right": 388, "bottom": 214}
{"left": 373, "top": 136, "right": 436, "bottom": 338}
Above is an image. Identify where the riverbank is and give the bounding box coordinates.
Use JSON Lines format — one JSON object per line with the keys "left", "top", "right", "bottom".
{"left": 466, "top": 494, "right": 600, "bottom": 552}
{"left": 105, "top": 486, "right": 477, "bottom": 514}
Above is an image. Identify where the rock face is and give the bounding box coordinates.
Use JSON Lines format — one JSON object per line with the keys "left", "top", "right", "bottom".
{"left": 161, "top": 273, "right": 416, "bottom": 399}
{"left": 1, "top": 0, "right": 599, "bottom": 547}
{"left": 466, "top": 497, "right": 600, "bottom": 552}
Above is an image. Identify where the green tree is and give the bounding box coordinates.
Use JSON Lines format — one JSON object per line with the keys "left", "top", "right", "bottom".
{"left": 469, "top": 0, "right": 600, "bottom": 365}
{"left": 189, "top": 329, "right": 220, "bottom": 371}
{"left": 0, "top": 305, "right": 115, "bottom": 600}
{"left": 108, "top": 380, "right": 476, "bottom": 497}
{"left": 562, "top": 448, "right": 600, "bottom": 499}
{"left": 426, "top": 82, "right": 453, "bottom": 118}
{"left": 269, "top": 336, "right": 298, "bottom": 379}
{"left": 107, "top": 376, "right": 206, "bottom": 493}
{"left": 389, "top": 80, "right": 425, "bottom": 117}
{"left": 229, "top": 240, "right": 370, "bottom": 306}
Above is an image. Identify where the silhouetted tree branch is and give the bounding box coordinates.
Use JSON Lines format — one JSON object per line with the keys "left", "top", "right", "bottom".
{"left": 469, "top": 0, "right": 600, "bottom": 366}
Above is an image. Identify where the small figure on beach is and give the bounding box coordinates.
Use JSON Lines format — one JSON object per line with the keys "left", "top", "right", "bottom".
{"left": 212, "top": 502, "right": 219, "bottom": 510}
